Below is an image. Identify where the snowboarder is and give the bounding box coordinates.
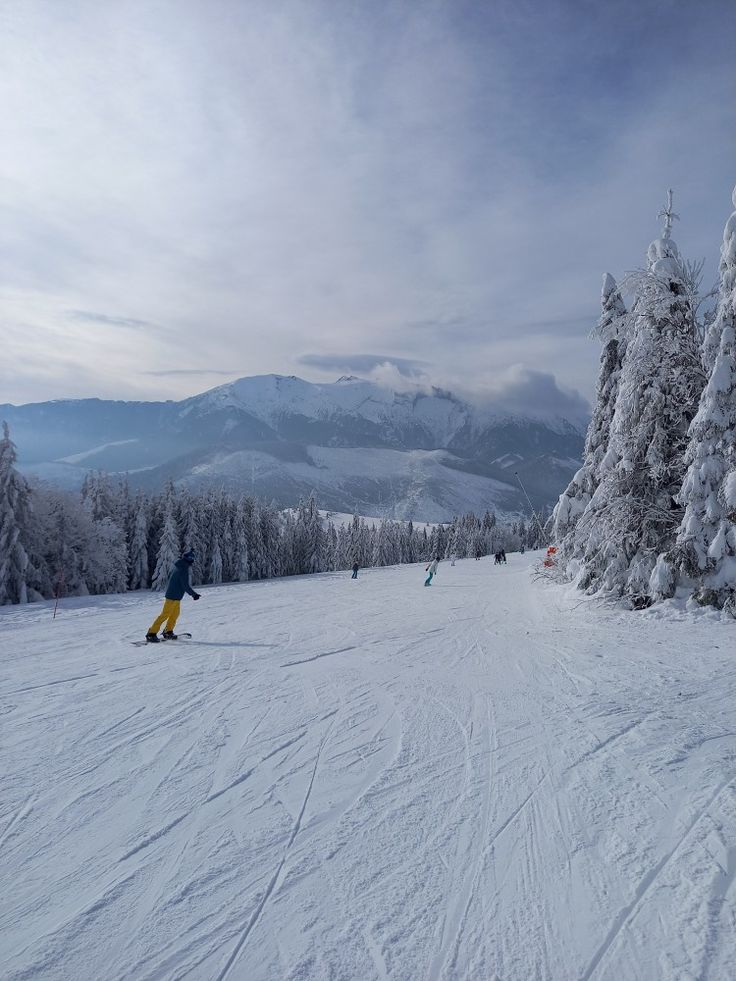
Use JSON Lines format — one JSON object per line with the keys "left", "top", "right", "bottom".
{"left": 500, "top": 549, "right": 507, "bottom": 564}
{"left": 146, "top": 550, "right": 200, "bottom": 642}
{"left": 351, "top": 562, "right": 359, "bottom": 579}
{"left": 424, "top": 556, "right": 440, "bottom": 586}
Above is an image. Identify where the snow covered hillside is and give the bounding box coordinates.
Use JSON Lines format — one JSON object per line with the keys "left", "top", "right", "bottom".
{"left": 2, "top": 374, "right": 585, "bottom": 521}
{"left": 2, "top": 556, "right": 734, "bottom": 980}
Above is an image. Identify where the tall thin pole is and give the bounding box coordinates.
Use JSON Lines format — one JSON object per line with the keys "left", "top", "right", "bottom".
{"left": 52, "top": 570, "right": 65, "bottom": 619}
{"left": 514, "top": 471, "right": 547, "bottom": 544}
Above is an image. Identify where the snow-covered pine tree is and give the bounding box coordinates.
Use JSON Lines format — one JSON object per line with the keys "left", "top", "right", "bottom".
{"left": 128, "top": 495, "right": 150, "bottom": 589}
{"left": 701, "top": 196, "right": 735, "bottom": 374}
{"left": 209, "top": 540, "right": 223, "bottom": 584}
{"left": 552, "top": 273, "right": 628, "bottom": 557}
{"left": 178, "top": 491, "right": 204, "bottom": 586}
{"left": 81, "top": 471, "right": 116, "bottom": 523}
{"left": 231, "top": 498, "right": 250, "bottom": 582}
{"left": 300, "top": 494, "right": 323, "bottom": 574}
{"left": 328, "top": 522, "right": 339, "bottom": 569}
{"left": 280, "top": 509, "right": 297, "bottom": 576}
{"left": 115, "top": 477, "right": 132, "bottom": 541}
{"left": 576, "top": 191, "right": 706, "bottom": 602}
{"left": 41, "top": 491, "right": 92, "bottom": 597}
{"left": 401, "top": 520, "right": 415, "bottom": 564}
{"left": 248, "top": 501, "right": 266, "bottom": 579}
{"left": 204, "top": 491, "right": 225, "bottom": 585}
{"left": 444, "top": 519, "right": 458, "bottom": 559}
{"left": 427, "top": 525, "right": 439, "bottom": 560}
{"left": 86, "top": 517, "right": 129, "bottom": 594}
{"left": 336, "top": 524, "right": 351, "bottom": 568}
{"left": 261, "top": 502, "right": 283, "bottom": 578}
{"left": 217, "top": 494, "right": 235, "bottom": 582}
{"left": 374, "top": 519, "right": 398, "bottom": 566}
{"left": 675, "top": 183, "right": 736, "bottom": 609}
{"left": 151, "top": 483, "right": 181, "bottom": 591}
{"left": 0, "top": 423, "right": 33, "bottom": 605}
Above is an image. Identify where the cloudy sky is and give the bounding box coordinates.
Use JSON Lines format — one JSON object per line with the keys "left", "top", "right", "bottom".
{"left": 1, "top": 0, "right": 735, "bottom": 415}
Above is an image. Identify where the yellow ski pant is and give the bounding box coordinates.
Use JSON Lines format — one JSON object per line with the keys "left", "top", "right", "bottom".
{"left": 149, "top": 598, "right": 180, "bottom": 634}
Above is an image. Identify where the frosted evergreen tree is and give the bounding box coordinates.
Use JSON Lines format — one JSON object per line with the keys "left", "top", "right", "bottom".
{"left": 402, "top": 520, "right": 416, "bottom": 563}
{"left": 300, "top": 494, "right": 323, "bottom": 573}
{"left": 0, "top": 423, "right": 32, "bottom": 605}
{"left": 702, "top": 192, "right": 736, "bottom": 373}
{"left": 444, "top": 522, "right": 458, "bottom": 559}
{"left": 482, "top": 510, "right": 496, "bottom": 532}
{"left": 231, "top": 499, "right": 250, "bottom": 582}
{"left": 220, "top": 491, "right": 235, "bottom": 582}
{"left": 517, "top": 517, "right": 528, "bottom": 549}
{"left": 116, "top": 477, "right": 133, "bottom": 541}
{"left": 128, "top": 496, "right": 150, "bottom": 589}
{"left": 87, "top": 518, "right": 129, "bottom": 594}
{"left": 336, "top": 525, "right": 351, "bottom": 568}
{"left": 248, "top": 501, "right": 266, "bottom": 578}
{"left": 324, "top": 524, "right": 338, "bottom": 570}
{"left": 261, "top": 501, "right": 280, "bottom": 578}
{"left": 179, "top": 491, "right": 204, "bottom": 586}
{"left": 202, "top": 491, "right": 225, "bottom": 585}
{"left": 42, "top": 492, "right": 91, "bottom": 597}
{"left": 675, "top": 184, "right": 736, "bottom": 608}
{"left": 553, "top": 273, "right": 628, "bottom": 550}
{"left": 577, "top": 192, "right": 705, "bottom": 601}
{"left": 348, "top": 514, "right": 362, "bottom": 565}
{"left": 81, "top": 471, "right": 116, "bottom": 523}
{"left": 454, "top": 520, "right": 468, "bottom": 558}
{"left": 374, "top": 519, "right": 397, "bottom": 566}
{"left": 362, "top": 519, "right": 375, "bottom": 565}
{"left": 209, "top": 541, "right": 223, "bottom": 584}
{"left": 280, "top": 509, "right": 297, "bottom": 576}
{"left": 151, "top": 484, "right": 181, "bottom": 591}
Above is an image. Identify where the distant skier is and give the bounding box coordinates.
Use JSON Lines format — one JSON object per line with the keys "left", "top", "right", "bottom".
{"left": 424, "top": 556, "right": 440, "bottom": 586}
{"left": 146, "top": 550, "right": 200, "bottom": 643}
{"left": 450, "top": 555, "right": 456, "bottom": 566}
{"left": 500, "top": 549, "right": 507, "bottom": 564}
{"left": 351, "top": 562, "right": 359, "bottom": 579}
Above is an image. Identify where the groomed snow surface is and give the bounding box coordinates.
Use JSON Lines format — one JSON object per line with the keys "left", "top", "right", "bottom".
{"left": 2, "top": 554, "right": 735, "bottom": 980}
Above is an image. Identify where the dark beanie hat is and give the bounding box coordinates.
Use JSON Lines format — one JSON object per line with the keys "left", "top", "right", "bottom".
{"left": 183, "top": 550, "right": 196, "bottom": 563}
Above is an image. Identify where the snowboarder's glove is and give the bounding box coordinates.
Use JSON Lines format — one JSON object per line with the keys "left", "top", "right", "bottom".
{"left": 192, "top": 592, "right": 201, "bottom": 600}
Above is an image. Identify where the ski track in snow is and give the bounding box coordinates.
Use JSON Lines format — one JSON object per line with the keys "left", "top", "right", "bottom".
{"left": 1, "top": 555, "right": 735, "bottom": 980}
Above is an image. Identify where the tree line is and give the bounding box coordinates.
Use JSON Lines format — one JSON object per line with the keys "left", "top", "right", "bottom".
{"left": 0, "top": 431, "right": 545, "bottom": 606}
{"left": 552, "top": 187, "right": 736, "bottom": 613}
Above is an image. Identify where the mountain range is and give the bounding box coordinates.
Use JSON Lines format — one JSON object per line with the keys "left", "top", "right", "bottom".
{"left": 2, "top": 374, "right": 586, "bottom": 522}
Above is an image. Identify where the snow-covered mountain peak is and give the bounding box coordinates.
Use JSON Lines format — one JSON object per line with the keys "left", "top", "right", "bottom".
{"left": 5, "top": 372, "right": 587, "bottom": 521}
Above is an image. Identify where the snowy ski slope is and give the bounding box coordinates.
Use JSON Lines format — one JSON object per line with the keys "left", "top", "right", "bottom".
{"left": 1, "top": 555, "right": 735, "bottom": 980}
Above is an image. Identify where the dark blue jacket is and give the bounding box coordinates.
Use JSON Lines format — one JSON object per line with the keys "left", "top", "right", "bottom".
{"left": 165, "top": 559, "right": 197, "bottom": 601}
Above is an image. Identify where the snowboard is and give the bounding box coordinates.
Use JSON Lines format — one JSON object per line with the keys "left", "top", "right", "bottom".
{"left": 131, "top": 632, "right": 192, "bottom": 647}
